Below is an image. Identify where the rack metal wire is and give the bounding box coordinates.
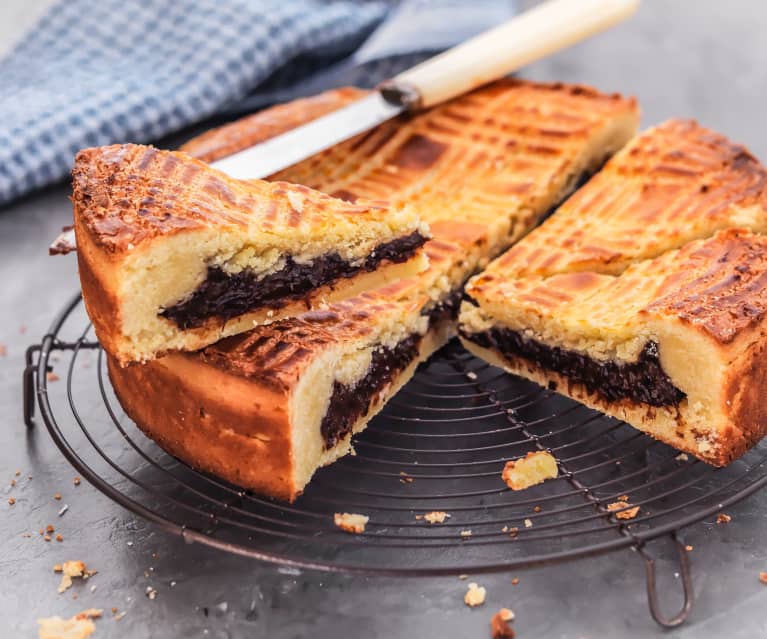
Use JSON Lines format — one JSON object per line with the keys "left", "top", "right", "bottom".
{"left": 24, "top": 293, "right": 767, "bottom": 628}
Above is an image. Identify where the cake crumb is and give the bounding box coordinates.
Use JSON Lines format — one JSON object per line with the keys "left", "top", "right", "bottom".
{"left": 533, "top": 505, "right": 542, "bottom": 513}
{"left": 502, "top": 451, "right": 558, "bottom": 490}
{"left": 47, "top": 372, "right": 60, "bottom": 383}
{"left": 38, "top": 609, "right": 102, "bottom": 639}
{"left": 759, "top": 572, "right": 767, "bottom": 584}
{"left": 466, "top": 371, "right": 478, "bottom": 380}
{"left": 46, "top": 524, "right": 55, "bottom": 533}
{"left": 8, "top": 497, "right": 15, "bottom": 506}
{"left": 464, "top": 582, "right": 486, "bottom": 607}
{"left": 523, "top": 519, "right": 533, "bottom": 529}
{"left": 73, "top": 477, "right": 81, "bottom": 486}
{"left": 422, "top": 511, "right": 451, "bottom": 524}
{"left": 618, "top": 495, "right": 629, "bottom": 501}
{"left": 458, "top": 575, "right": 468, "bottom": 580}
{"left": 685, "top": 545, "right": 693, "bottom": 552}
{"left": 501, "top": 526, "right": 509, "bottom": 533}
{"left": 334, "top": 512, "right": 369, "bottom": 534}
{"left": 54, "top": 493, "right": 62, "bottom": 501}
{"left": 460, "top": 530, "right": 472, "bottom": 539}
{"left": 145, "top": 586, "right": 157, "bottom": 600}
{"left": 56, "top": 534, "right": 64, "bottom": 542}
{"left": 511, "top": 578, "right": 520, "bottom": 585}
{"left": 15, "top": 470, "right": 21, "bottom": 477}
{"left": 676, "top": 453, "right": 689, "bottom": 462}
{"left": 399, "top": 472, "right": 414, "bottom": 484}
{"left": 44, "top": 535, "right": 51, "bottom": 542}
{"left": 0, "top": 344, "right": 6, "bottom": 357}
{"left": 490, "top": 608, "right": 515, "bottom": 639}
{"left": 607, "top": 501, "right": 640, "bottom": 520}
{"left": 716, "top": 513, "right": 731, "bottom": 524}
{"left": 114, "top": 611, "right": 127, "bottom": 621}
{"left": 508, "top": 527, "right": 519, "bottom": 537}
{"left": 57, "top": 560, "right": 90, "bottom": 593}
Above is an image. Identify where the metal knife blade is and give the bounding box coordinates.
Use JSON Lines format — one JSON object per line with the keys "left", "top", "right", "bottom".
{"left": 210, "top": 92, "right": 403, "bottom": 179}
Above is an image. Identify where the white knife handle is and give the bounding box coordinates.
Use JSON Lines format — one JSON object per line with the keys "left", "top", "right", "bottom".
{"left": 380, "top": 0, "right": 639, "bottom": 109}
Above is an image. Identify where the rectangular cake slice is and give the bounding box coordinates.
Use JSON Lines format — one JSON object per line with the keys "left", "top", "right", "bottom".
{"left": 461, "top": 229, "right": 767, "bottom": 465}
{"left": 73, "top": 144, "right": 429, "bottom": 364}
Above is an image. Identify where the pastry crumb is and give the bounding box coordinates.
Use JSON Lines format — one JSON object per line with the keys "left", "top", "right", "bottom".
{"left": 54, "top": 493, "right": 62, "bottom": 501}
{"left": 501, "top": 525, "right": 509, "bottom": 533}
{"left": 466, "top": 371, "right": 478, "bottom": 380}
{"left": 460, "top": 530, "right": 472, "bottom": 539}
{"left": 464, "top": 582, "right": 486, "bottom": 607}
{"left": 38, "top": 609, "right": 102, "bottom": 639}
{"left": 523, "top": 519, "right": 533, "bottom": 528}
{"left": 607, "top": 501, "right": 640, "bottom": 519}
{"left": 399, "top": 472, "right": 414, "bottom": 484}
{"left": 716, "top": 513, "right": 731, "bottom": 524}
{"left": 8, "top": 497, "right": 15, "bottom": 505}
{"left": 759, "top": 572, "right": 767, "bottom": 584}
{"left": 685, "top": 545, "right": 693, "bottom": 552}
{"left": 676, "top": 453, "right": 689, "bottom": 462}
{"left": 73, "top": 477, "right": 81, "bottom": 486}
{"left": 422, "top": 511, "right": 451, "bottom": 524}
{"left": 46, "top": 372, "right": 60, "bottom": 383}
{"left": 508, "top": 527, "right": 519, "bottom": 537}
{"left": 458, "top": 574, "right": 468, "bottom": 580}
{"left": 55, "top": 534, "right": 64, "bottom": 542}
{"left": 0, "top": 344, "right": 6, "bottom": 357}
{"left": 334, "top": 512, "right": 369, "bottom": 534}
{"left": 511, "top": 578, "right": 520, "bottom": 585}
{"left": 502, "top": 451, "right": 558, "bottom": 490}
{"left": 57, "top": 560, "right": 91, "bottom": 593}
{"left": 533, "top": 505, "right": 542, "bottom": 513}
{"left": 490, "top": 608, "right": 516, "bottom": 639}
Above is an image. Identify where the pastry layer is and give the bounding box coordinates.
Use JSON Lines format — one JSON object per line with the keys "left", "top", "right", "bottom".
{"left": 461, "top": 229, "right": 767, "bottom": 465}
{"left": 73, "top": 144, "right": 428, "bottom": 364}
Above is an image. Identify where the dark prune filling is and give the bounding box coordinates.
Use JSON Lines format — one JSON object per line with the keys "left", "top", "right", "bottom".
{"left": 321, "top": 334, "right": 422, "bottom": 449}
{"left": 461, "top": 327, "right": 685, "bottom": 407}
{"left": 161, "top": 231, "right": 426, "bottom": 329}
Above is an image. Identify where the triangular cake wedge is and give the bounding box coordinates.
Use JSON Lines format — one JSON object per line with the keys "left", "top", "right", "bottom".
{"left": 461, "top": 121, "right": 767, "bottom": 466}
{"left": 73, "top": 144, "right": 429, "bottom": 364}
{"left": 107, "top": 242, "right": 460, "bottom": 501}
{"left": 105, "top": 80, "right": 640, "bottom": 500}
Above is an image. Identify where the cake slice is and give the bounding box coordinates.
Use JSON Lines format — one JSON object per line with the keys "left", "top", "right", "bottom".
{"left": 461, "top": 229, "right": 767, "bottom": 465}
{"left": 106, "top": 80, "right": 640, "bottom": 499}
{"left": 107, "top": 241, "right": 461, "bottom": 501}
{"left": 73, "top": 144, "right": 429, "bottom": 364}
{"left": 461, "top": 120, "right": 767, "bottom": 464}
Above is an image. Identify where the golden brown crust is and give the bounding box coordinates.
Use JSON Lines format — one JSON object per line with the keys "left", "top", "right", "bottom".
{"left": 646, "top": 229, "right": 767, "bottom": 345}
{"left": 72, "top": 143, "right": 393, "bottom": 255}
{"left": 486, "top": 118, "right": 767, "bottom": 280}
{"left": 179, "top": 87, "right": 370, "bottom": 162}
{"left": 179, "top": 79, "right": 638, "bottom": 257}
{"left": 199, "top": 289, "right": 424, "bottom": 391}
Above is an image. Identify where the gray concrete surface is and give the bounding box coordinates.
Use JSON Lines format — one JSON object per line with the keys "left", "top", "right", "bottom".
{"left": 2, "top": 1, "right": 767, "bottom": 637}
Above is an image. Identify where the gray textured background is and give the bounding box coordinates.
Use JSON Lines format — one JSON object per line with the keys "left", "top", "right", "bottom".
{"left": 2, "top": 1, "right": 767, "bottom": 637}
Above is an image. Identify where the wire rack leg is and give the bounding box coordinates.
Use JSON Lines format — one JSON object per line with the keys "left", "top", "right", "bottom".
{"left": 23, "top": 345, "right": 41, "bottom": 428}
{"left": 638, "top": 534, "right": 694, "bottom": 628}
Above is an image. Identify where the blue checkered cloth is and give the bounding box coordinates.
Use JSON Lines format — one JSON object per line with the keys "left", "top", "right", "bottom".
{"left": 0, "top": 0, "right": 388, "bottom": 206}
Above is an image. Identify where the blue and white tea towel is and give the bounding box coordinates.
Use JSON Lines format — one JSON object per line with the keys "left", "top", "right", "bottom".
{"left": 0, "top": 0, "right": 515, "bottom": 206}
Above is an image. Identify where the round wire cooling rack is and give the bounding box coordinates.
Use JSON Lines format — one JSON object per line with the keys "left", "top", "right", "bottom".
{"left": 24, "top": 293, "right": 767, "bottom": 628}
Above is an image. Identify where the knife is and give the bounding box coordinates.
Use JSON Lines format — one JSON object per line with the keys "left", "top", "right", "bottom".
{"left": 50, "top": 0, "right": 639, "bottom": 254}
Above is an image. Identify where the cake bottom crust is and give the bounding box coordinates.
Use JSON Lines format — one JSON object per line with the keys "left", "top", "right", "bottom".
{"left": 459, "top": 337, "right": 749, "bottom": 467}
